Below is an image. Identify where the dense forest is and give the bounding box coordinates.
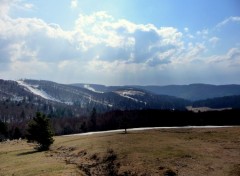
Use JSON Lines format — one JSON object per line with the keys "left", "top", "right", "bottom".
{"left": 1, "top": 109, "right": 240, "bottom": 141}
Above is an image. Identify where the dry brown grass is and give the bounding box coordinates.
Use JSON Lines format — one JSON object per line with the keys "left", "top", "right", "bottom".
{"left": 0, "top": 140, "right": 80, "bottom": 176}
{"left": 1, "top": 127, "right": 240, "bottom": 175}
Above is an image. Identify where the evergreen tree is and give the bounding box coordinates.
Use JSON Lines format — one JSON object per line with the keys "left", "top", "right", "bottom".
{"left": 26, "top": 112, "right": 54, "bottom": 151}
{"left": 0, "top": 120, "right": 8, "bottom": 141}
{"left": 80, "top": 121, "right": 87, "bottom": 132}
{"left": 13, "top": 127, "right": 22, "bottom": 139}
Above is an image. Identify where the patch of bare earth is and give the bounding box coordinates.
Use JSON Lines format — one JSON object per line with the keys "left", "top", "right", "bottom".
{"left": 50, "top": 146, "right": 121, "bottom": 176}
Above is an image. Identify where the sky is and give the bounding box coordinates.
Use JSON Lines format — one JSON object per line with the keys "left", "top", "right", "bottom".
{"left": 0, "top": 0, "right": 240, "bottom": 85}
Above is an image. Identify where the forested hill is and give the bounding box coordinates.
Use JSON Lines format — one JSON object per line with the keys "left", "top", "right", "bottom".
{"left": 0, "top": 79, "right": 189, "bottom": 121}
{"left": 193, "top": 95, "right": 240, "bottom": 109}
{"left": 0, "top": 79, "right": 240, "bottom": 123}
{"left": 73, "top": 83, "right": 240, "bottom": 101}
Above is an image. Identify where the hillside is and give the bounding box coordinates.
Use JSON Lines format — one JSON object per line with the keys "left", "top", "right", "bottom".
{"left": 193, "top": 95, "right": 240, "bottom": 109}
{"left": 136, "top": 84, "right": 240, "bottom": 101}
{"left": 0, "top": 79, "right": 190, "bottom": 111}
{"left": 73, "top": 83, "right": 240, "bottom": 101}
{"left": 1, "top": 127, "right": 240, "bottom": 176}
{"left": 1, "top": 79, "right": 240, "bottom": 124}
{"left": 0, "top": 79, "right": 190, "bottom": 122}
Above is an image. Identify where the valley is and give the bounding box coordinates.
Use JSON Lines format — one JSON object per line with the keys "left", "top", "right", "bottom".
{"left": 1, "top": 1, "right": 239, "bottom": 175}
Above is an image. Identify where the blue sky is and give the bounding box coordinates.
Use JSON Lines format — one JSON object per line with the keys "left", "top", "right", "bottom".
{"left": 0, "top": 0, "right": 240, "bottom": 85}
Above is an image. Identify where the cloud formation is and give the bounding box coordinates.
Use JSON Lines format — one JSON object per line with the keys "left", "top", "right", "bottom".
{"left": 209, "top": 37, "right": 219, "bottom": 46}
{"left": 71, "top": 0, "right": 78, "bottom": 9}
{"left": 0, "top": 1, "right": 239, "bottom": 85}
{"left": 216, "top": 16, "right": 240, "bottom": 28}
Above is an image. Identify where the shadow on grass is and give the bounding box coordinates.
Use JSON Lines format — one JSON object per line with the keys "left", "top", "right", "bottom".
{"left": 17, "top": 150, "right": 40, "bottom": 156}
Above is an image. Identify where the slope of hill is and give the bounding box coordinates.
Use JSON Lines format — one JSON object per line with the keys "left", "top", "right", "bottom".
{"left": 192, "top": 95, "right": 240, "bottom": 109}
{"left": 1, "top": 78, "right": 240, "bottom": 124}
{"left": 1, "top": 127, "right": 240, "bottom": 176}
{"left": 0, "top": 79, "right": 190, "bottom": 122}
{"left": 137, "top": 84, "right": 240, "bottom": 101}
{"left": 17, "top": 79, "right": 190, "bottom": 110}
{"left": 73, "top": 83, "right": 240, "bottom": 101}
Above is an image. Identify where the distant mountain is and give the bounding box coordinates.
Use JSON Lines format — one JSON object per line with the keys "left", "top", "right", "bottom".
{"left": 0, "top": 79, "right": 190, "bottom": 122}
{"left": 15, "top": 79, "right": 190, "bottom": 110}
{"left": 73, "top": 83, "right": 240, "bottom": 101}
{"left": 71, "top": 83, "right": 125, "bottom": 93}
{"left": 136, "top": 84, "right": 240, "bottom": 101}
{"left": 192, "top": 95, "right": 240, "bottom": 109}
{"left": 1, "top": 79, "right": 240, "bottom": 123}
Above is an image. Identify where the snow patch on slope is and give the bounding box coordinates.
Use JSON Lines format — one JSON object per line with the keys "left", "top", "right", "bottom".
{"left": 114, "top": 90, "right": 147, "bottom": 104}
{"left": 84, "top": 84, "right": 103, "bottom": 93}
{"left": 115, "top": 90, "right": 145, "bottom": 96}
{"left": 88, "top": 95, "right": 113, "bottom": 107}
{"left": 11, "top": 96, "right": 24, "bottom": 102}
{"left": 17, "top": 80, "right": 61, "bottom": 102}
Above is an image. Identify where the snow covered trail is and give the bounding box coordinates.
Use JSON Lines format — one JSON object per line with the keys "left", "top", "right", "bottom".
{"left": 17, "top": 80, "right": 62, "bottom": 102}
{"left": 84, "top": 84, "right": 103, "bottom": 93}
{"left": 63, "top": 126, "right": 237, "bottom": 137}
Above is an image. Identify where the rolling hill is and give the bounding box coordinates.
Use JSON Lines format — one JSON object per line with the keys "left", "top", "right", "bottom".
{"left": 0, "top": 79, "right": 190, "bottom": 121}
{"left": 72, "top": 83, "right": 240, "bottom": 101}
{"left": 1, "top": 79, "right": 240, "bottom": 123}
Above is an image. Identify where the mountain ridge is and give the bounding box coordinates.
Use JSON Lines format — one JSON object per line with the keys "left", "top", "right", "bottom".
{"left": 1, "top": 78, "right": 240, "bottom": 122}
{"left": 2, "top": 79, "right": 240, "bottom": 101}
{"left": 71, "top": 82, "right": 240, "bottom": 101}
{"left": 0, "top": 79, "right": 189, "bottom": 118}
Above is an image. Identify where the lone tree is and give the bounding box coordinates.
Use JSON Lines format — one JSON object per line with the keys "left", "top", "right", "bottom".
{"left": 26, "top": 112, "right": 54, "bottom": 151}
{"left": 121, "top": 114, "right": 128, "bottom": 134}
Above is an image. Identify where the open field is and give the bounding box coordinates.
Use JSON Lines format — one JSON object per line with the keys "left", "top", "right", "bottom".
{"left": 1, "top": 127, "right": 240, "bottom": 176}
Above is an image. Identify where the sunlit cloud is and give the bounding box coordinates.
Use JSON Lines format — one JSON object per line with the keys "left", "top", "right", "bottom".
{"left": 0, "top": 1, "right": 239, "bottom": 85}
{"left": 70, "top": 0, "right": 78, "bottom": 9}
{"left": 208, "top": 48, "right": 240, "bottom": 66}
{"left": 23, "top": 3, "right": 34, "bottom": 9}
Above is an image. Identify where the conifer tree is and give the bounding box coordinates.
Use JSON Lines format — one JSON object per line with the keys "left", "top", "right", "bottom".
{"left": 26, "top": 112, "right": 54, "bottom": 151}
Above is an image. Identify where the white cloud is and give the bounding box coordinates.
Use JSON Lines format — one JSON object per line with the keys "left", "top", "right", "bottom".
{"left": 72, "top": 12, "right": 184, "bottom": 65}
{"left": 174, "top": 43, "right": 206, "bottom": 63}
{"left": 0, "top": 0, "right": 34, "bottom": 17}
{"left": 209, "top": 37, "right": 219, "bottom": 46}
{"left": 24, "top": 3, "right": 34, "bottom": 9}
{"left": 209, "top": 47, "right": 240, "bottom": 63}
{"left": 0, "top": 0, "right": 13, "bottom": 17}
{"left": 71, "top": 0, "right": 78, "bottom": 9}
{"left": 0, "top": 2, "right": 239, "bottom": 85}
{"left": 184, "top": 27, "right": 189, "bottom": 32}
{"left": 196, "top": 29, "right": 208, "bottom": 38}
{"left": 217, "top": 16, "right": 240, "bottom": 28}
{"left": 9, "top": 41, "right": 37, "bottom": 61}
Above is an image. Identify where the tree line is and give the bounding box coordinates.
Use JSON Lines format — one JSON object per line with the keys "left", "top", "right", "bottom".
{"left": 1, "top": 108, "right": 240, "bottom": 142}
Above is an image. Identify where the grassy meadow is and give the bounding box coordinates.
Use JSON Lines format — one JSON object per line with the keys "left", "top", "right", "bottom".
{"left": 1, "top": 127, "right": 240, "bottom": 176}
